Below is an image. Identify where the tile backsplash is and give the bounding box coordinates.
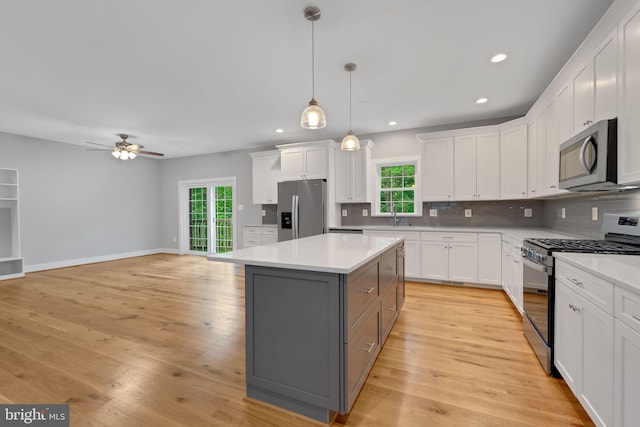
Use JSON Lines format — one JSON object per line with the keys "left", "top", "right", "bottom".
{"left": 340, "top": 200, "right": 545, "bottom": 227}
{"left": 542, "top": 191, "right": 640, "bottom": 238}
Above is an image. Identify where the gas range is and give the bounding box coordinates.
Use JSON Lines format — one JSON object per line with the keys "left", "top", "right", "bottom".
{"left": 521, "top": 212, "right": 640, "bottom": 376}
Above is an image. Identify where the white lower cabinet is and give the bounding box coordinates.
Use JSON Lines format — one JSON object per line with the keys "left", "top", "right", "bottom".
{"left": 614, "top": 286, "right": 640, "bottom": 427}
{"left": 501, "top": 235, "right": 523, "bottom": 313}
{"left": 615, "top": 320, "right": 640, "bottom": 427}
{"left": 420, "top": 232, "right": 477, "bottom": 282}
{"left": 477, "top": 233, "right": 502, "bottom": 286}
{"left": 555, "top": 260, "right": 615, "bottom": 427}
{"left": 243, "top": 226, "right": 277, "bottom": 248}
{"left": 362, "top": 230, "right": 420, "bottom": 279}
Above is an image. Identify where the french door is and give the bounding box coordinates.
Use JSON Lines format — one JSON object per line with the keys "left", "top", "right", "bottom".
{"left": 179, "top": 177, "right": 236, "bottom": 255}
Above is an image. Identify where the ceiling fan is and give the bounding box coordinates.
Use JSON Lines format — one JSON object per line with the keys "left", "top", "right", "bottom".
{"left": 86, "top": 134, "right": 164, "bottom": 160}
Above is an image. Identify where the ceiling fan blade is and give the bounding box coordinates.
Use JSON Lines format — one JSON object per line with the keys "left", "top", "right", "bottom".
{"left": 86, "top": 148, "right": 111, "bottom": 152}
{"left": 137, "top": 150, "right": 165, "bottom": 157}
{"left": 85, "top": 141, "right": 113, "bottom": 148}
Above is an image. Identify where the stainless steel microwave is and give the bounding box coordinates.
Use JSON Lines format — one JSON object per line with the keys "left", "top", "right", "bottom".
{"left": 559, "top": 118, "right": 619, "bottom": 192}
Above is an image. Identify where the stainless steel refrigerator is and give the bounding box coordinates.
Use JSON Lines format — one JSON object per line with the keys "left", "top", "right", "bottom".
{"left": 277, "top": 179, "right": 326, "bottom": 242}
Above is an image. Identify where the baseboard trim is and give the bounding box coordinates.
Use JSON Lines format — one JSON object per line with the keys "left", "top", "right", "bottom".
{"left": 24, "top": 249, "right": 180, "bottom": 273}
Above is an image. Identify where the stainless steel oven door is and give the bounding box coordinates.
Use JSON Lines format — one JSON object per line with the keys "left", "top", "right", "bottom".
{"left": 522, "top": 256, "right": 552, "bottom": 344}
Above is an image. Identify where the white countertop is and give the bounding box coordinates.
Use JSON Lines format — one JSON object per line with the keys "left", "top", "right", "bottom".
{"left": 554, "top": 253, "right": 640, "bottom": 295}
{"left": 208, "top": 233, "right": 403, "bottom": 274}
{"left": 243, "top": 224, "right": 277, "bottom": 228}
{"left": 329, "top": 225, "right": 582, "bottom": 241}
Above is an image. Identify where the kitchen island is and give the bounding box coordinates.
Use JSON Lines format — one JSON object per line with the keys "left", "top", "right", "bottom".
{"left": 208, "top": 233, "right": 405, "bottom": 423}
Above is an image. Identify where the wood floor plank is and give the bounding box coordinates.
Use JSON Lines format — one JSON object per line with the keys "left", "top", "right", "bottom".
{"left": 0, "top": 254, "right": 593, "bottom": 426}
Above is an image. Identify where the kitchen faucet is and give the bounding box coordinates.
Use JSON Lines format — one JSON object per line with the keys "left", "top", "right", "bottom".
{"left": 391, "top": 205, "right": 400, "bottom": 227}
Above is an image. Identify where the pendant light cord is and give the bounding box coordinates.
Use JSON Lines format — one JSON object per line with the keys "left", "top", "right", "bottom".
{"left": 349, "top": 70, "right": 352, "bottom": 130}
{"left": 311, "top": 20, "right": 315, "bottom": 99}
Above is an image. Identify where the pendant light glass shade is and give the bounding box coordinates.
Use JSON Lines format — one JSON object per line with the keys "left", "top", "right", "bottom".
{"left": 341, "top": 62, "right": 360, "bottom": 151}
{"left": 301, "top": 99, "right": 326, "bottom": 129}
{"left": 341, "top": 131, "right": 360, "bottom": 151}
{"left": 300, "top": 7, "right": 326, "bottom": 129}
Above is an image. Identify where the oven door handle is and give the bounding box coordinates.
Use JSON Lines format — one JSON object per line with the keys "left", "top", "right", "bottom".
{"left": 522, "top": 256, "right": 551, "bottom": 276}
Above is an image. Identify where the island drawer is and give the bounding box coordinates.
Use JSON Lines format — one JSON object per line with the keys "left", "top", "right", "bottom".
{"left": 262, "top": 227, "right": 277, "bottom": 236}
{"left": 556, "top": 261, "right": 614, "bottom": 315}
{"left": 615, "top": 287, "right": 640, "bottom": 334}
{"left": 346, "top": 259, "right": 379, "bottom": 339}
{"left": 244, "top": 226, "right": 262, "bottom": 236}
{"left": 380, "top": 246, "right": 398, "bottom": 291}
{"left": 381, "top": 282, "right": 398, "bottom": 342}
{"left": 345, "top": 302, "right": 380, "bottom": 410}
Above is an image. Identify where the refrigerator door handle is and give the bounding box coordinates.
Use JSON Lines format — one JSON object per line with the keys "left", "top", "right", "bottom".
{"left": 292, "top": 195, "right": 299, "bottom": 239}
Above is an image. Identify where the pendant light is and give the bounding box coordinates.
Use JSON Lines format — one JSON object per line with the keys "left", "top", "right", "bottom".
{"left": 341, "top": 63, "right": 360, "bottom": 151}
{"left": 300, "top": 6, "right": 326, "bottom": 129}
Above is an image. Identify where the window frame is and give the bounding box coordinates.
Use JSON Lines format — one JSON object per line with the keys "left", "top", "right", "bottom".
{"left": 372, "top": 156, "right": 422, "bottom": 217}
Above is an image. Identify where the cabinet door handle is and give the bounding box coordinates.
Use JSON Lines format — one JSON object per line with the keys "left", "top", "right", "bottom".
{"left": 568, "top": 277, "right": 583, "bottom": 286}
{"left": 387, "top": 305, "right": 397, "bottom": 312}
{"left": 384, "top": 266, "right": 395, "bottom": 271}
{"left": 550, "top": 185, "right": 557, "bottom": 189}
{"left": 531, "top": 189, "right": 536, "bottom": 193}
{"left": 360, "top": 341, "right": 376, "bottom": 353}
{"left": 632, "top": 314, "right": 640, "bottom": 322}
{"left": 361, "top": 287, "right": 376, "bottom": 294}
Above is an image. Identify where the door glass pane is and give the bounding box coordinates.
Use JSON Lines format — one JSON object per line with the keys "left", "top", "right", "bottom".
{"left": 189, "top": 187, "right": 208, "bottom": 252}
{"left": 213, "top": 185, "right": 233, "bottom": 253}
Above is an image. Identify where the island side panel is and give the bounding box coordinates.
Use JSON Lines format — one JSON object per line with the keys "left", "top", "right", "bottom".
{"left": 245, "top": 265, "right": 342, "bottom": 420}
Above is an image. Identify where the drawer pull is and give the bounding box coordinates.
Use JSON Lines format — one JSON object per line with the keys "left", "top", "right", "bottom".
{"left": 360, "top": 342, "right": 375, "bottom": 353}
{"left": 384, "top": 266, "right": 395, "bottom": 271}
{"left": 568, "top": 277, "right": 583, "bottom": 286}
{"left": 361, "top": 287, "right": 376, "bottom": 294}
{"left": 569, "top": 303, "right": 581, "bottom": 313}
{"left": 387, "top": 305, "right": 397, "bottom": 312}
{"left": 632, "top": 314, "right": 640, "bottom": 322}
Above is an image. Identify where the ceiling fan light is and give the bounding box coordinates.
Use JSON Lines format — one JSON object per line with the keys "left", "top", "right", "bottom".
{"left": 112, "top": 149, "right": 120, "bottom": 158}
{"left": 120, "top": 151, "right": 130, "bottom": 160}
{"left": 128, "top": 152, "right": 137, "bottom": 159}
{"left": 341, "top": 131, "right": 360, "bottom": 151}
{"left": 301, "top": 99, "right": 326, "bottom": 129}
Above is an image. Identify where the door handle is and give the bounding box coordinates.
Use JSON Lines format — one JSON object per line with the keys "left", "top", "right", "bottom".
{"left": 361, "top": 287, "right": 376, "bottom": 294}
{"left": 567, "top": 277, "right": 583, "bottom": 287}
{"left": 360, "top": 342, "right": 375, "bottom": 353}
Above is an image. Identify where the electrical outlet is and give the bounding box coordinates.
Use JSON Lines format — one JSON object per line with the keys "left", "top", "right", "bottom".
{"left": 592, "top": 207, "right": 598, "bottom": 221}
{"left": 561, "top": 207, "right": 566, "bottom": 219}
{"left": 261, "top": 209, "right": 266, "bottom": 217}
{"left": 362, "top": 209, "right": 368, "bottom": 217}
{"left": 238, "top": 204, "right": 244, "bottom": 211}
{"left": 465, "top": 209, "right": 472, "bottom": 218}
{"left": 342, "top": 209, "right": 348, "bottom": 217}
{"left": 172, "top": 236, "right": 177, "bottom": 242}
{"left": 524, "top": 208, "right": 532, "bottom": 218}
{"left": 429, "top": 209, "right": 438, "bottom": 217}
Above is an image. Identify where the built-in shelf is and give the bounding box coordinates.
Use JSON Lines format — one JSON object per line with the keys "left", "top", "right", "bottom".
{"left": 0, "top": 168, "right": 22, "bottom": 281}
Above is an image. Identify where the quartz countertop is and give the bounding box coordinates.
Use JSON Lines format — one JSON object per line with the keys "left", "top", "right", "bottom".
{"left": 554, "top": 253, "right": 640, "bottom": 295}
{"left": 329, "top": 225, "right": 582, "bottom": 241}
{"left": 208, "top": 233, "right": 403, "bottom": 274}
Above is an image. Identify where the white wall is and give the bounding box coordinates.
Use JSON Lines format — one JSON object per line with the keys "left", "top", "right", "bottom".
{"left": 2, "top": 132, "right": 161, "bottom": 269}
{"left": 158, "top": 149, "right": 262, "bottom": 252}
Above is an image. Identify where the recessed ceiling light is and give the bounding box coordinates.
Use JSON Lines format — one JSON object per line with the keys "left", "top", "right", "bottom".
{"left": 388, "top": 121, "right": 397, "bottom": 126}
{"left": 491, "top": 53, "right": 507, "bottom": 63}
{"left": 275, "top": 128, "right": 284, "bottom": 133}
{"left": 476, "top": 98, "right": 488, "bottom": 104}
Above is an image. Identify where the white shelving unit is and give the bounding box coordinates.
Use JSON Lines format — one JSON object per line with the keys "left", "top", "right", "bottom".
{"left": 0, "top": 168, "right": 24, "bottom": 280}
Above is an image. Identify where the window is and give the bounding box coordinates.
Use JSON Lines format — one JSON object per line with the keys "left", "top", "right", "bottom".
{"left": 374, "top": 157, "right": 421, "bottom": 216}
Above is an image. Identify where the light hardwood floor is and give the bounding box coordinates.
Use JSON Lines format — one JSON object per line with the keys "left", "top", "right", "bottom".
{"left": 0, "top": 254, "right": 593, "bottom": 426}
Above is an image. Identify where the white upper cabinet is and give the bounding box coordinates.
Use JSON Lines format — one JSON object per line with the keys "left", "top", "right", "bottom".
{"left": 421, "top": 136, "right": 454, "bottom": 201}
{"left": 334, "top": 141, "right": 372, "bottom": 203}
{"left": 249, "top": 150, "right": 280, "bottom": 205}
{"left": 542, "top": 100, "right": 567, "bottom": 196}
{"left": 573, "top": 29, "right": 618, "bottom": 134}
{"left": 556, "top": 83, "right": 573, "bottom": 145}
{"left": 500, "top": 122, "right": 528, "bottom": 199}
{"left": 277, "top": 141, "right": 331, "bottom": 181}
{"left": 454, "top": 132, "right": 500, "bottom": 201}
{"left": 527, "top": 119, "right": 544, "bottom": 198}
{"left": 475, "top": 133, "right": 501, "bottom": 200}
{"left": 453, "top": 135, "right": 476, "bottom": 200}
{"left": 618, "top": 2, "right": 640, "bottom": 185}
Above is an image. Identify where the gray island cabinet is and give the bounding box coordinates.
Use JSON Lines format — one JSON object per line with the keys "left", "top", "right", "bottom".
{"left": 209, "top": 233, "right": 405, "bottom": 423}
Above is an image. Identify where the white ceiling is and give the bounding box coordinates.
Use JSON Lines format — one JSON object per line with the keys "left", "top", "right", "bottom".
{"left": 0, "top": 0, "right": 614, "bottom": 158}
